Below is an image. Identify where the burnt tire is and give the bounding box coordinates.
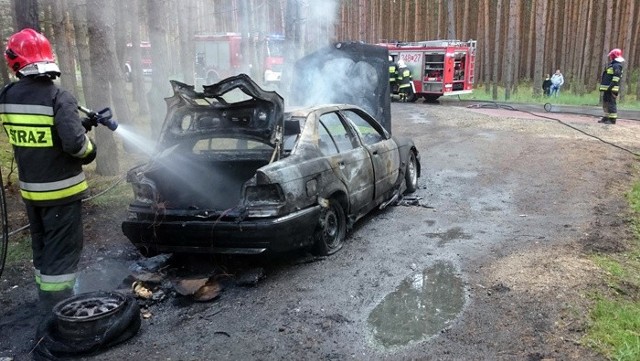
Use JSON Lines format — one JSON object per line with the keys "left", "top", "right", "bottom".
{"left": 33, "top": 291, "right": 141, "bottom": 360}
{"left": 404, "top": 151, "right": 418, "bottom": 194}
{"left": 312, "top": 199, "right": 346, "bottom": 256}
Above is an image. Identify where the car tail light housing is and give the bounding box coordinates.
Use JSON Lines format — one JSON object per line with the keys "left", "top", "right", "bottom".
{"left": 243, "top": 184, "right": 285, "bottom": 217}
{"left": 131, "top": 178, "right": 157, "bottom": 205}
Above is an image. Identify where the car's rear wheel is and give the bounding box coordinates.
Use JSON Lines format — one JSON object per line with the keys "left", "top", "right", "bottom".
{"left": 313, "top": 198, "right": 346, "bottom": 256}
{"left": 405, "top": 151, "right": 418, "bottom": 193}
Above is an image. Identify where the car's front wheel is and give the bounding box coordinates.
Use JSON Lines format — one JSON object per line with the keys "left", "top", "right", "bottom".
{"left": 405, "top": 151, "right": 418, "bottom": 193}
{"left": 313, "top": 198, "right": 346, "bottom": 256}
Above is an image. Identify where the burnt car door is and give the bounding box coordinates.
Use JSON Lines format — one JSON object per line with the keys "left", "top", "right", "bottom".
{"left": 340, "top": 109, "right": 400, "bottom": 200}
{"left": 317, "top": 112, "right": 374, "bottom": 216}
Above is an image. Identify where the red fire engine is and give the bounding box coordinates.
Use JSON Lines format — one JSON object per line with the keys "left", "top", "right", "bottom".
{"left": 194, "top": 33, "right": 285, "bottom": 88}
{"left": 378, "top": 39, "right": 476, "bottom": 101}
{"left": 124, "top": 41, "right": 152, "bottom": 82}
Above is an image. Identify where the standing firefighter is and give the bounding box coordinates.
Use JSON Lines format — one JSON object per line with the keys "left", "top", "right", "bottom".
{"left": 396, "top": 59, "right": 414, "bottom": 102}
{"left": 598, "top": 48, "right": 625, "bottom": 124}
{"left": 0, "top": 29, "right": 97, "bottom": 312}
{"left": 388, "top": 55, "right": 398, "bottom": 96}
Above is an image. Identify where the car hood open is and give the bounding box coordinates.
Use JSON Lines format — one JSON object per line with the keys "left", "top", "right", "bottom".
{"left": 159, "top": 74, "right": 285, "bottom": 146}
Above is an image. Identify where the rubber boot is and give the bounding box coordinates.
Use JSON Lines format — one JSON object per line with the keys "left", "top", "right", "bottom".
{"left": 598, "top": 117, "right": 607, "bottom": 123}
{"left": 603, "top": 118, "right": 616, "bottom": 124}
{"left": 38, "top": 289, "right": 73, "bottom": 315}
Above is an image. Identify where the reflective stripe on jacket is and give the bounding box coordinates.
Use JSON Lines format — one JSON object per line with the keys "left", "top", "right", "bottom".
{"left": 599, "top": 61, "right": 623, "bottom": 93}
{"left": 0, "top": 77, "right": 94, "bottom": 206}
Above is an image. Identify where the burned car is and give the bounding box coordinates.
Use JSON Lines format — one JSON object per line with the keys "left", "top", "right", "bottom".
{"left": 121, "top": 75, "right": 420, "bottom": 256}
{"left": 122, "top": 45, "right": 420, "bottom": 256}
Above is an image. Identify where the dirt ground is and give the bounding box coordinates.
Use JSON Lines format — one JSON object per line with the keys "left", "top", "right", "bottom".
{"left": 1, "top": 100, "right": 639, "bottom": 360}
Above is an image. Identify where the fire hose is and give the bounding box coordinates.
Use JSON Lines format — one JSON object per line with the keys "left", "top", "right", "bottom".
{"left": 0, "top": 106, "right": 118, "bottom": 277}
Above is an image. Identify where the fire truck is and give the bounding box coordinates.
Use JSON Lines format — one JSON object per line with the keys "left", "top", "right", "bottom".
{"left": 378, "top": 39, "right": 476, "bottom": 101}
{"left": 124, "top": 41, "right": 152, "bottom": 82}
{"left": 193, "top": 33, "right": 285, "bottom": 88}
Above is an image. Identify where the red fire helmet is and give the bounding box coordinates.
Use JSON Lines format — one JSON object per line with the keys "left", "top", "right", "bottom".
{"left": 5, "top": 28, "right": 60, "bottom": 76}
{"left": 608, "top": 48, "right": 622, "bottom": 60}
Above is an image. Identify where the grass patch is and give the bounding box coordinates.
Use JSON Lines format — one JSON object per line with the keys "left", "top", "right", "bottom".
{"left": 460, "top": 85, "right": 640, "bottom": 110}
{"left": 585, "top": 181, "right": 640, "bottom": 360}
{"left": 6, "top": 234, "right": 32, "bottom": 265}
{"left": 84, "top": 175, "right": 132, "bottom": 208}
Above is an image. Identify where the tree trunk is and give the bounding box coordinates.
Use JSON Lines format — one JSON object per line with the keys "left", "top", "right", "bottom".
{"left": 437, "top": 0, "right": 442, "bottom": 39}
{"left": 71, "top": 0, "right": 93, "bottom": 104}
{"left": 491, "top": 0, "right": 502, "bottom": 100}
{"left": 86, "top": 0, "right": 120, "bottom": 176}
{"left": 532, "top": 0, "right": 547, "bottom": 97}
{"left": 0, "top": 22, "right": 11, "bottom": 84}
{"left": 592, "top": 0, "right": 605, "bottom": 85}
{"left": 578, "top": 0, "right": 594, "bottom": 95}
{"left": 50, "top": 1, "right": 78, "bottom": 95}
{"left": 146, "top": 0, "right": 172, "bottom": 139}
{"left": 524, "top": 0, "right": 535, "bottom": 80}
{"left": 447, "top": 0, "right": 456, "bottom": 39}
{"left": 178, "top": 0, "right": 195, "bottom": 83}
{"left": 13, "top": 0, "right": 39, "bottom": 31}
{"left": 462, "top": 0, "right": 469, "bottom": 40}
{"left": 620, "top": 0, "right": 634, "bottom": 100}
{"left": 504, "top": 0, "right": 517, "bottom": 100}
{"left": 483, "top": 0, "right": 491, "bottom": 92}
{"left": 129, "top": 0, "right": 148, "bottom": 115}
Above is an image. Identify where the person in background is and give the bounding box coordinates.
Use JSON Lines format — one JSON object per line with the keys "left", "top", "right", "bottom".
{"left": 396, "top": 59, "right": 413, "bottom": 102}
{"left": 0, "top": 28, "right": 97, "bottom": 313}
{"left": 542, "top": 74, "right": 552, "bottom": 96}
{"left": 549, "top": 69, "right": 564, "bottom": 96}
{"left": 598, "top": 48, "right": 625, "bottom": 125}
{"left": 388, "top": 55, "right": 398, "bottom": 97}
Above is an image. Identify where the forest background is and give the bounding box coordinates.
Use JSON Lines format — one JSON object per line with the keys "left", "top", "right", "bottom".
{"left": 1, "top": 0, "right": 639, "bottom": 175}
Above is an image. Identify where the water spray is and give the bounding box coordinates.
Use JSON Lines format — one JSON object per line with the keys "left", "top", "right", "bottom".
{"left": 78, "top": 105, "right": 119, "bottom": 131}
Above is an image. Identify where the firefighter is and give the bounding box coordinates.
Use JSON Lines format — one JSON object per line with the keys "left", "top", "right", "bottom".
{"left": 598, "top": 48, "right": 624, "bottom": 124}
{"left": 0, "top": 28, "right": 97, "bottom": 312}
{"left": 396, "top": 59, "right": 414, "bottom": 102}
{"left": 388, "top": 55, "right": 399, "bottom": 97}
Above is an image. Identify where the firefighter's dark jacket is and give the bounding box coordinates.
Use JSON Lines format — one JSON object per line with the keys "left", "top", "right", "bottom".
{"left": 397, "top": 67, "right": 412, "bottom": 88}
{"left": 599, "top": 60, "right": 623, "bottom": 94}
{"left": 0, "top": 76, "right": 96, "bottom": 206}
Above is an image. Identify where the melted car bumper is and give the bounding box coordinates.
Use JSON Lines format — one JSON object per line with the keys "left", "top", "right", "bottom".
{"left": 121, "top": 205, "right": 321, "bottom": 255}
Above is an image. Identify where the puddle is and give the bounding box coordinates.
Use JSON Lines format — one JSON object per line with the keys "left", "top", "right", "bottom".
{"left": 424, "top": 227, "right": 472, "bottom": 246}
{"left": 74, "top": 259, "right": 132, "bottom": 294}
{"left": 367, "top": 260, "right": 465, "bottom": 348}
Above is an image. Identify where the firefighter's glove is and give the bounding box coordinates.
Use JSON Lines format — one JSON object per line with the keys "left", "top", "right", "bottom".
{"left": 82, "top": 115, "right": 98, "bottom": 132}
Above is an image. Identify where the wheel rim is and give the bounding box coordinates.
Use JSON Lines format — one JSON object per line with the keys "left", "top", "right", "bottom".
{"left": 321, "top": 205, "right": 342, "bottom": 249}
{"left": 54, "top": 292, "right": 126, "bottom": 322}
{"left": 408, "top": 155, "right": 418, "bottom": 187}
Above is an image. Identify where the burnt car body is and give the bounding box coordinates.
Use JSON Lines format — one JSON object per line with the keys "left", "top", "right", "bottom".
{"left": 122, "top": 44, "right": 421, "bottom": 256}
